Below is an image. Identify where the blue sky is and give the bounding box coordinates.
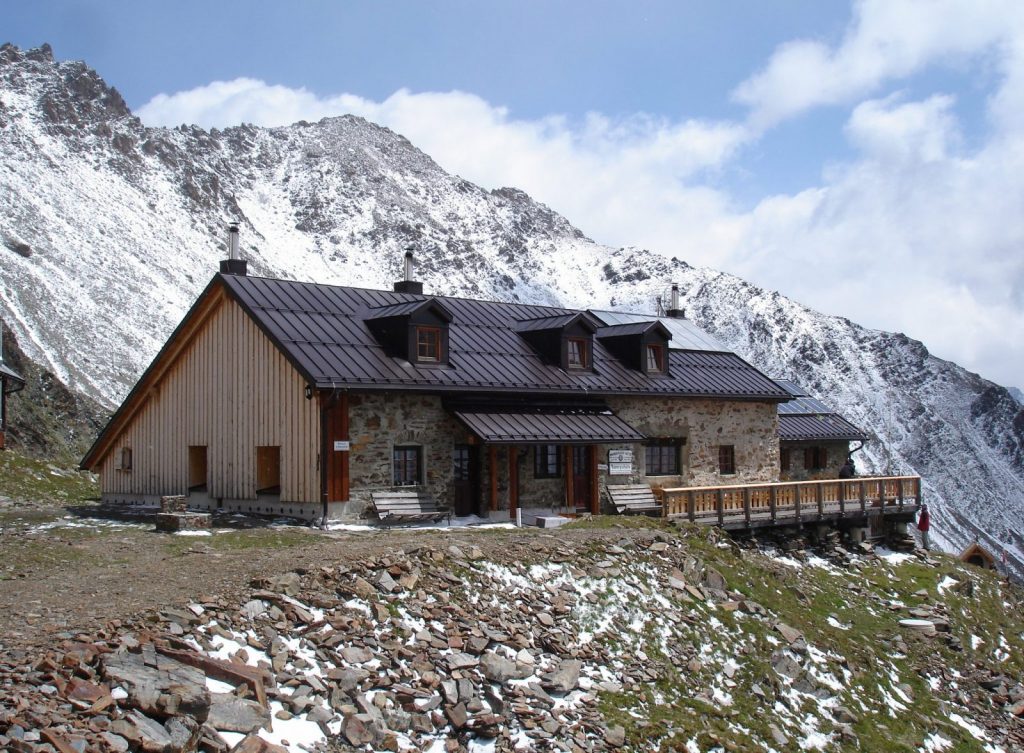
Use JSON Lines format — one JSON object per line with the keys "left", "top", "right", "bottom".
{"left": 5, "top": 1, "right": 1024, "bottom": 388}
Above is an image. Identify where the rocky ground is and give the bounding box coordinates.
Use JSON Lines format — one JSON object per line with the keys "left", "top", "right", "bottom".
{"left": 0, "top": 495, "right": 1022, "bottom": 752}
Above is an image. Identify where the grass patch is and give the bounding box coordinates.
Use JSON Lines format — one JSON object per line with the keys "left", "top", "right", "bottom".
{"left": 158, "top": 527, "right": 314, "bottom": 556}
{"left": 0, "top": 450, "right": 97, "bottom": 504}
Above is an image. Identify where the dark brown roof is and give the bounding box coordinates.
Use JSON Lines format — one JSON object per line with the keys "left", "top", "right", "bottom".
{"left": 775, "top": 379, "right": 869, "bottom": 441}
{"left": 453, "top": 409, "right": 645, "bottom": 444}
{"left": 778, "top": 414, "right": 868, "bottom": 442}
{"left": 221, "top": 274, "right": 790, "bottom": 401}
{"left": 0, "top": 362, "right": 24, "bottom": 386}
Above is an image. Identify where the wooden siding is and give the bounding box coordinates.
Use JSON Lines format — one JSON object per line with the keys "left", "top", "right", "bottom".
{"left": 98, "top": 297, "right": 320, "bottom": 503}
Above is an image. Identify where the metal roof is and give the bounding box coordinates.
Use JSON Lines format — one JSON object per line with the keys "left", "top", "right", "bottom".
{"left": 222, "top": 274, "right": 791, "bottom": 401}
{"left": 778, "top": 414, "right": 869, "bottom": 442}
{"left": 453, "top": 409, "right": 646, "bottom": 444}
{"left": 595, "top": 321, "right": 668, "bottom": 339}
{"left": 0, "top": 362, "right": 24, "bottom": 386}
{"left": 590, "top": 310, "right": 729, "bottom": 352}
{"left": 773, "top": 379, "right": 869, "bottom": 441}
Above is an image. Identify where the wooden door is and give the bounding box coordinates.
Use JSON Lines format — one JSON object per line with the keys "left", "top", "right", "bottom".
{"left": 453, "top": 444, "right": 478, "bottom": 517}
{"left": 572, "top": 446, "right": 591, "bottom": 511}
{"left": 324, "top": 395, "right": 349, "bottom": 502}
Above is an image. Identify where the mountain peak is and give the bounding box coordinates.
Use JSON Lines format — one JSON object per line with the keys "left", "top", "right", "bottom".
{"left": 0, "top": 42, "right": 132, "bottom": 129}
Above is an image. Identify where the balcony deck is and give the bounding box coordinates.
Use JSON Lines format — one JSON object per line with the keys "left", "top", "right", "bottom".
{"left": 659, "top": 476, "right": 921, "bottom": 531}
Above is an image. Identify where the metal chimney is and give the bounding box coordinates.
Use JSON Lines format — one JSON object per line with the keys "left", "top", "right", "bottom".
{"left": 219, "top": 223, "right": 248, "bottom": 276}
{"left": 666, "top": 283, "right": 685, "bottom": 319}
{"left": 394, "top": 247, "right": 424, "bottom": 294}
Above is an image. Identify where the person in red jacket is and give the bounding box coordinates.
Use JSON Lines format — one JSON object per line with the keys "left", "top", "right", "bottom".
{"left": 917, "top": 504, "right": 930, "bottom": 550}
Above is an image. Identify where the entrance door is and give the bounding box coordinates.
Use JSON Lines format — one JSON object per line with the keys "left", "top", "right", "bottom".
{"left": 453, "top": 444, "right": 479, "bottom": 517}
{"left": 572, "top": 446, "right": 592, "bottom": 511}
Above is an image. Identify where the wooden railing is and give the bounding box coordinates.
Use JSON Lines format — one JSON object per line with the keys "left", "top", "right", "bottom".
{"left": 661, "top": 476, "right": 921, "bottom": 528}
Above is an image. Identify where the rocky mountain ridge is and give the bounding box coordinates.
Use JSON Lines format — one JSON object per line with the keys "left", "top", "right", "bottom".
{"left": 0, "top": 44, "right": 1022, "bottom": 561}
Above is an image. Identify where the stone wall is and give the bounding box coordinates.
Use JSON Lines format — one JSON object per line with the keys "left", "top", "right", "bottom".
{"left": 347, "top": 392, "right": 474, "bottom": 516}
{"left": 779, "top": 440, "right": 851, "bottom": 481}
{"left": 345, "top": 392, "right": 780, "bottom": 520}
{"left": 605, "top": 397, "right": 779, "bottom": 489}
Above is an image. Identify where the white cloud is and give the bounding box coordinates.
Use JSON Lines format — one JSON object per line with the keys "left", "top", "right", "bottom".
{"left": 732, "top": 0, "right": 1024, "bottom": 129}
{"left": 136, "top": 2, "right": 1024, "bottom": 388}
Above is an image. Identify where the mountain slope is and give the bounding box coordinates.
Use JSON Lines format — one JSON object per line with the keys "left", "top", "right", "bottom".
{"left": 1, "top": 44, "right": 1022, "bottom": 563}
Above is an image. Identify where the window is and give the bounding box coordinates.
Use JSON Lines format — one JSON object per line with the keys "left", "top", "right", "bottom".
{"left": 646, "top": 344, "right": 665, "bottom": 373}
{"left": 416, "top": 326, "right": 442, "bottom": 362}
{"left": 804, "top": 446, "right": 827, "bottom": 471}
{"left": 393, "top": 445, "right": 422, "bottom": 486}
{"left": 256, "top": 446, "right": 281, "bottom": 493}
{"left": 567, "top": 338, "right": 589, "bottom": 369}
{"left": 645, "top": 439, "right": 681, "bottom": 475}
{"left": 718, "top": 445, "right": 736, "bottom": 475}
{"left": 534, "top": 445, "right": 562, "bottom": 478}
{"left": 120, "top": 447, "right": 132, "bottom": 471}
{"left": 780, "top": 448, "right": 791, "bottom": 473}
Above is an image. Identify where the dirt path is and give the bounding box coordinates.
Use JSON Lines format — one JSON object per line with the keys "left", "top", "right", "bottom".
{"left": 0, "top": 503, "right": 657, "bottom": 652}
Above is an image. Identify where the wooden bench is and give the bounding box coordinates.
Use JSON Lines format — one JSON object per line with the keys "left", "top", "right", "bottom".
{"left": 370, "top": 490, "right": 452, "bottom": 528}
{"left": 606, "top": 484, "right": 663, "bottom": 516}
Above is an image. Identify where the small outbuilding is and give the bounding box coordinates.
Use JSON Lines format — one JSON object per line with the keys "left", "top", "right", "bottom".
{"left": 959, "top": 542, "right": 997, "bottom": 570}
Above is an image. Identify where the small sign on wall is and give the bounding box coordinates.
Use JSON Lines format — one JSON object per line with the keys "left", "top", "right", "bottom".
{"left": 608, "top": 462, "right": 632, "bottom": 476}
{"left": 597, "top": 463, "right": 609, "bottom": 472}
{"left": 608, "top": 449, "right": 633, "bottom": 464}
{"left": 333, "top": 440, "right": 350, "bottom": 452}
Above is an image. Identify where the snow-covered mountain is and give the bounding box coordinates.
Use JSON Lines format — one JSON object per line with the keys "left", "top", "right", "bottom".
{"left": 2, "top": 44, "right": 1022, "bottom": 565}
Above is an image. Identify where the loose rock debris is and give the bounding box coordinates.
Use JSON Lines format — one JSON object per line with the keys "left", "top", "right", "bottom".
{"left": 0, "top": 531, "right": 1021, "bottom": 753}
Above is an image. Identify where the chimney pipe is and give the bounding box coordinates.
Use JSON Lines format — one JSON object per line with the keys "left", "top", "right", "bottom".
{"left": 219, "top": 222, "right": 248, "bottom": 276}
{"left": 666, "top": 283, "right": 684, "bottom": 319}
{"left": 394, "top": 247, "right": 424, "bottom": 294}
{"left": 228, "top": 223, "right": 239, "bottom": 260}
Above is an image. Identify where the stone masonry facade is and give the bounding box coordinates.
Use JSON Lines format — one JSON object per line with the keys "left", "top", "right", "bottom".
{"left": 345, "top": 391, "right": 780, "bottom": 519}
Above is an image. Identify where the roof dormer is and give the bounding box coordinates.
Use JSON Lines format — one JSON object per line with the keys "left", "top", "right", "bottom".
{"left": 515, "top": 312, "right": 598, "bottom": 372}
{"left": 366, "top": 298, "right": 454, "bottom": 367}
{"left": 595, "top": 320, "right": 672, "bottom": 376}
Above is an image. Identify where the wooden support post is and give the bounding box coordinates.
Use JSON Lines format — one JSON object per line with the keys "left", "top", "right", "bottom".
{"left": 816, "top": 483, "right": 824, "bottom": 520}
{"left": 508, "top": 445, "right": 518, "bottom": 520}
{"left": 716, "top": 488, "right": 725, "bottom": 527}
{"left": 769, "top": 486, "right": 777, "bottom": 523}
{"left": 743, "top": 487, "right": 752, "bottom": 527}
{"left": 795, "top": 485, "right": 802, "bottom": 523}
{"left": 489, "top": 445, "right": 498, "bottom": 513}
{"left": 859, "top": 480, "right": 867, "bottom": 516}
{"left": 588, "top": 445, "right": 599, "bottom": 515}
{"left": 564, "top": 444, "right": 574, "bottom": 513}
{"left": 340, "top": 391, "right": 349, "bottom": 502}
{"left": 838, "top": 480, "right": 845, "bottom": 517}
{"left": 687, "top": 491, "right": 696, "bottom": 522}
{"left": 897, "top": 479, "right": 905, "bottom": 511}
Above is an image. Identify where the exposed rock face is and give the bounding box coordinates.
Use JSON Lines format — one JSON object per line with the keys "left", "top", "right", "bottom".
{"left": 0, "top": 44, "right": 1022, "bottom": 564}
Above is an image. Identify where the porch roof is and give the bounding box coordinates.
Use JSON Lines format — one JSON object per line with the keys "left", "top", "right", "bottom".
{"left": 453, "top": 407, "right": 646, "bottom": 445}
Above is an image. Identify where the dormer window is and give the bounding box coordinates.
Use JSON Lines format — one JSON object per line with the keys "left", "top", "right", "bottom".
{"left": 594, "top": 319, "right": 672, "bottom": 376}
{"left": 514, "top": 312, "right": 598, "bottom": 372}
{"left": 366, "top": 297, "right": 453, "bottom": 367}
{"left": 646, "top": 344, "right": 665, "bottom": 373}
{"left": 567, "top": 338, "right": 589, "bottom": 369}
{"left": 416, "top": 326, "right": 442, "bottom": 362}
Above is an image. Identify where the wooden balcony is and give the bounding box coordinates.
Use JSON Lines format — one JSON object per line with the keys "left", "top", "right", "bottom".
{"left": 660, "top": 476, "right": 921, "bottom": 530}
